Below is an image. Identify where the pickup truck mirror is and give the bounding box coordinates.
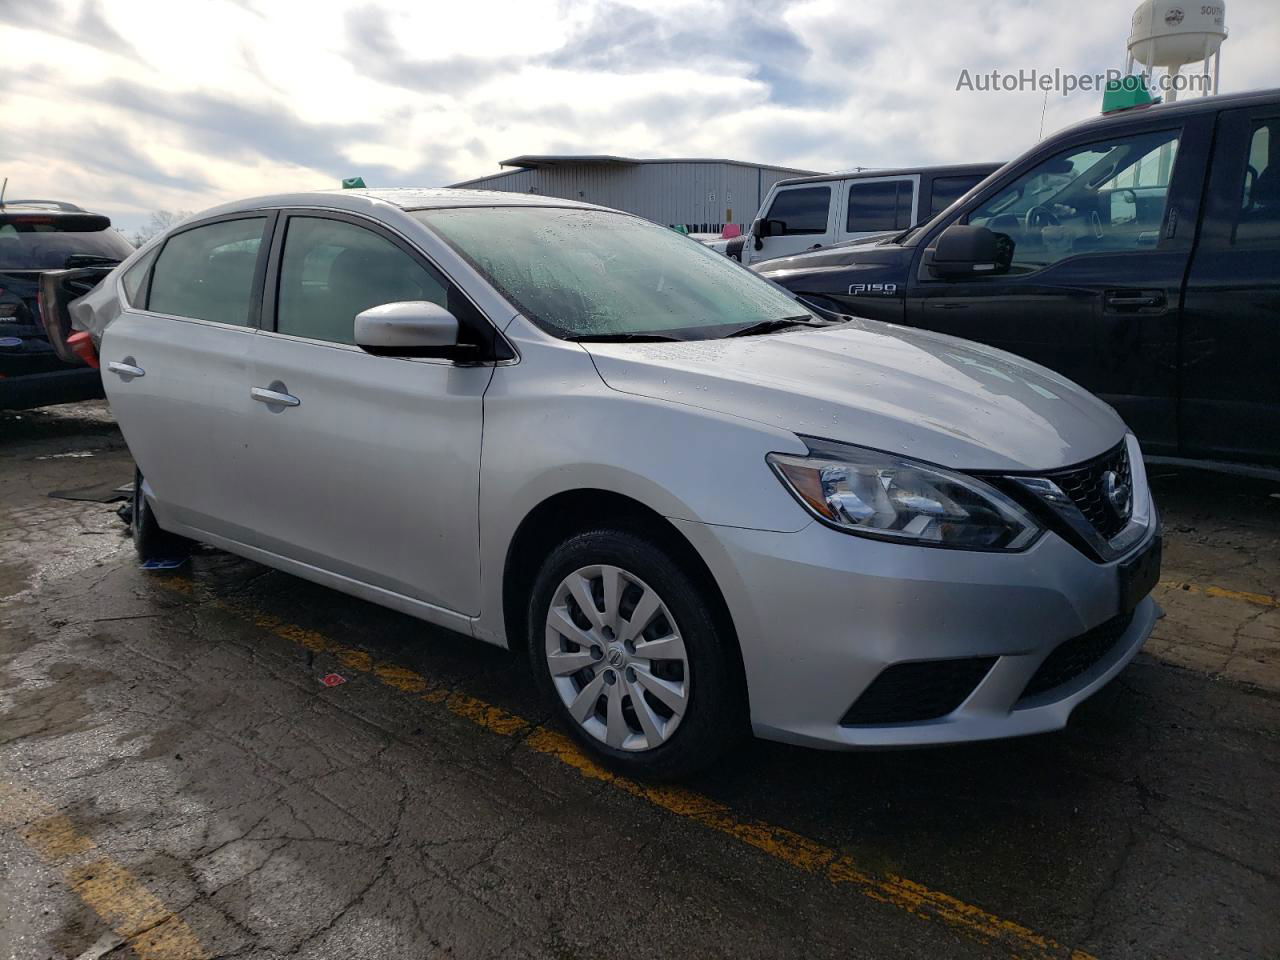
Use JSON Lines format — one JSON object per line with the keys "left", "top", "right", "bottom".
{"left": 928, "top": 224, "right": 1006, "bottom": 278}
{"left": 355, "top": 301, "right": 473, "bottom": 360}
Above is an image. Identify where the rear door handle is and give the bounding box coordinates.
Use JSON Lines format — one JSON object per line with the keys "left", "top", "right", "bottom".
{"left": 106, "top": 359, "right": 145, "bottom": 380}
{"left": 251, "top": 386, "right": 300, "bottom": 408}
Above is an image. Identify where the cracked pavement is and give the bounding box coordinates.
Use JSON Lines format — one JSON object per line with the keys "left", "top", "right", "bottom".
{"left": 1, "top": 402, "right": 1278, "bottom": 959}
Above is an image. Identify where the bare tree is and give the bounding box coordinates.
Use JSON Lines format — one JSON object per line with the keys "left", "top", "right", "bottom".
{"left": 128, "top": 209, "right": 193, "bottom": 246}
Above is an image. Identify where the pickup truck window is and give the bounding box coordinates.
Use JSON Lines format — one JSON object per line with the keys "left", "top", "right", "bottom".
{"left": 764, "top": 187, "right": 830, "bottom": 235}
{"left": 846, "top": 180, "right": 912, "bottom": 232}
{"left": 1235, "top": 118, "right": 1279, "bottom": 245}
{"left": 967, "top": 129, "right": 1180, "bottom": 272}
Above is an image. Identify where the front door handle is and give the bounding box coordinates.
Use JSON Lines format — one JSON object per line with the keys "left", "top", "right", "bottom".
{"left": 1105, "top": 290, "right": 1166, "bottom": 310}
{"left": 107, "top": 359, "right": 145, "bottom": 380}
{"left": 251, "top": 385, "right": 300, "bottom": 408}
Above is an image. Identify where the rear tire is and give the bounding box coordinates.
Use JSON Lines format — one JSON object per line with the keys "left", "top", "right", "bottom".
{"left": 132, "top": 468, "right": 192, "bottom": 562}
{"left": 528, "top": 527, "right": 741, "bottom": 780}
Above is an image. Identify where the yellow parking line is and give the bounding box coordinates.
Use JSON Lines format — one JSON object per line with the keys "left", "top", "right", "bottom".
{"left": 0, "top": 781, "right": 208, "bottom": 960}
{"left": 160, "top": 578, "right": 1096, "bottom": 960}
{"left": 1158, "top": 579, "right": 1279, "bottom": 609}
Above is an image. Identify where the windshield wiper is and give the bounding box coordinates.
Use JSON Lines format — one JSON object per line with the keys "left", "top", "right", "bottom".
{"left": 725, "top": 316, "right": 819, "bottom": 338}
{"left": 565, "top": 332, "right": 685, "bottom": 343}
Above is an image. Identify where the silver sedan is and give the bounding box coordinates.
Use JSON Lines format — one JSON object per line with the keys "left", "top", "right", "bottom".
{"left": 70, "top": 188, "right": 1161, "bottom": 777}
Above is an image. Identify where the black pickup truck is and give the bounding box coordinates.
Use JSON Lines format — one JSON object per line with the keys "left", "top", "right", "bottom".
{"left": 757, "top": 88, "right": 1280, "bottom": 467}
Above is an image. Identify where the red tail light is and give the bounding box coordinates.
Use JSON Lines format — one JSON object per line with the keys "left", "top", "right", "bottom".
{"left": 67, "top": 331, "right": 99, "bottom": 369}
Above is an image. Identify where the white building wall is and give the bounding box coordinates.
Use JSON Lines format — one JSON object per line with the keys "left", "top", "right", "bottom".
{"left": 454, "top": 162, "right": 808, "bottom": 231}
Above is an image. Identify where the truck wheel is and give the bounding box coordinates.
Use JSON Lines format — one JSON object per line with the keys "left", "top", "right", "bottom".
{"left": 529, "top": 527, "right": 741, "bottom": 779}
{"left": 132, "top": 468, "right": 192, "bottom": 562}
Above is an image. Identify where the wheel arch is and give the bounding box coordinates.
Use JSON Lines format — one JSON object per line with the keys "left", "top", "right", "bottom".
{"left": 501, "top": 488, "right": 749, "bottom": 709}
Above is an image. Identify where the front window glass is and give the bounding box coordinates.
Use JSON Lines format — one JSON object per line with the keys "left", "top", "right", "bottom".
{"left": 276, "top": 217, "right": 448, "bottom": 344}
{"left": 966, "top": 129, "right": 1180, "bottom": 272}
{"left": 416, "top": 207, "right": 814, "bottom": 340}
{"left": 148, "top": 218, "right": 266, "bottom": 326}
{"left": 764, "top": 187, "right": 831, "bottom": 235}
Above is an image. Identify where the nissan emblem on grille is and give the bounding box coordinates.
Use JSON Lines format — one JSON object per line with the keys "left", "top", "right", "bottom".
{"left": 1103, "top": 470, "right": 1132, "bottom": 520}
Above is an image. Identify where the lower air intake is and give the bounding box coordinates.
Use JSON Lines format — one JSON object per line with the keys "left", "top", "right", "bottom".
{"left": 840, "top": 657, "right": 997, "bottom": 726}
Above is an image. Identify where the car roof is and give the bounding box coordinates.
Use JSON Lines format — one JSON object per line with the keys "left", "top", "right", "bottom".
{"left": 773, "top": 162, "right": 1004, "bottom": 189}
{"left": 1052, "top": 86, "right": 1280, "bottom": 139}
{"left": 192, "top": 187, "right": 618, "bottom": 222}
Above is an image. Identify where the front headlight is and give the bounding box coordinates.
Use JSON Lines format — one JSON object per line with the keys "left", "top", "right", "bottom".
{"left": 767, "top": 439, "right": 1040, "bottom": 550}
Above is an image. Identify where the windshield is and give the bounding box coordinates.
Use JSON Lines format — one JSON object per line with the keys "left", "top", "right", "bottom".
{"left": 415, "top": 207, "right": 816, "bottom": 340}
{"left": 0, "top": 218, "right": 134, "bottom": 270}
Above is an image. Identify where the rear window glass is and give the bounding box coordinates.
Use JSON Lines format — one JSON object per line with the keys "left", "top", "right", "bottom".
{"left": 121, "top": 246, "right": 160, "bottom": 306}
{"left": 148, "top": 218, "right": 266, "bottom": 326}
{"left": 846, "top": 180, "right": 913, "bottom": 232}
{"left": 0, "top": 217, "right": 134, "bottom": 271}
{"left": 765, "top": 187, "right": 831, "bottom": 235}
{"left": 929, "top": 175, "right": 985, "bottom": 216}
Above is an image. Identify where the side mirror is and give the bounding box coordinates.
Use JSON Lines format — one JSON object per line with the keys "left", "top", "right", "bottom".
{"left": 751, "top": 217, "right": 766, "bottom": 250}
{"left": 354, "top": 301, "right": 467, "bottom": 359}
{"left": 928, "top": 224, "right": 1005, "bottom": 278}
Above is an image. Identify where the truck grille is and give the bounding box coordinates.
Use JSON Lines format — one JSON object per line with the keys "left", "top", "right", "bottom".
{"left": 1042, "top": 442, "right": 1131, "bottom": 540}
{"left": 1017, "top": 612, "right": 1134, "bottom": 703}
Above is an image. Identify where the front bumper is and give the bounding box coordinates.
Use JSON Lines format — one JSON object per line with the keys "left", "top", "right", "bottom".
{"left": 672, "top": 514, "right": 1160, "bottom": 750}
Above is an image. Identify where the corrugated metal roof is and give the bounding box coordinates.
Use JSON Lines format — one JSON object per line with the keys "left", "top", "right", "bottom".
{"left": 493, "top": 154, "right": 820, "bottom": 176}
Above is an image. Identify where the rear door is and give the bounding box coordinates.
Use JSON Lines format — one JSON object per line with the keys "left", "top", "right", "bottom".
{"left": 903, "top": 116, "right": 1212, "bottom": 453}
{"left": 750, "top": 184, "right": 835, "bottom": 263}
{"left": 1180, "top": 106, "right": 1280, "bottom": 464}
{"left": 837, "top": 176, "right": 917, "bottom": 243}
{"left": 100, "top": 213, "right": 272, "bottom": 536}
{"left": 243, "top": 211, "right": 492, "bottom": 617}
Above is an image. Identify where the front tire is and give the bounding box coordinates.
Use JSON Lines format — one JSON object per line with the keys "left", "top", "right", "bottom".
{"left": 132, "top": 468, "right": 192, "bottom": 562}
{"left": 528, "top": 527, "right": 740, "bottom": 779}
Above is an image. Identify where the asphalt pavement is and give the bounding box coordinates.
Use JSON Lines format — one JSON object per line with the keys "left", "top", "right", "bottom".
{"left": 2, "top": 402, "right": 1277, "bottom": 960}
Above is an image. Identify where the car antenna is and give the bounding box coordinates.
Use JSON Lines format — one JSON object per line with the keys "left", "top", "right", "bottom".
{"left": 0, "top": 177, "right": 7, "bottom": 208}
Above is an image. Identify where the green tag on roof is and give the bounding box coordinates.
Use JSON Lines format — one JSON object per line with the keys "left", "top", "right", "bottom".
{"left": 341, "top": 176, "right": 366, "bottom": 189}
{"left": 672, "top": 224, "right": 689, "bottom": 234}
{"left": 1102, "top": 75, "right": 1158, "bottom": 115}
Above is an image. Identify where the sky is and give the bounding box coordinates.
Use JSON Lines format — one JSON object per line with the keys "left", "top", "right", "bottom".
{"left": 2, "top": 0, "right": 1278, "bottom": 236}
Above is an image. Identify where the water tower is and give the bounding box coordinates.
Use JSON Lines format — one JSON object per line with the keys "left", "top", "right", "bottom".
{"left": 1126, "top": 0, "right": 1227, "bottom": 101}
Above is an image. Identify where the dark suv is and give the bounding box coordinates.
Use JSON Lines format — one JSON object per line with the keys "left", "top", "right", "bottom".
{"left": 757, "top": 88, "right": 1280, "bottom": 467}
{"left": 1, "top": 200, "right": 133, "bottom": 409}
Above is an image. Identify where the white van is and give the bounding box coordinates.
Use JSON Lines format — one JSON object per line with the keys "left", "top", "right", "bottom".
{"left": 718, "top": 163, "right": 1003, "bottom": 265}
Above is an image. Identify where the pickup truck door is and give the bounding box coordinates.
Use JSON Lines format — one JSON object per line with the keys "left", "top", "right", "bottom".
{"left": 903, "top": 116, "right": 1212, "bottom": 455}
{"left": 1180, "top": 106, "right": 1280, "bottom": 464}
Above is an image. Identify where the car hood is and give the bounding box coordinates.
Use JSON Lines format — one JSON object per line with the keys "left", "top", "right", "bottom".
{"left": 582, "top": 320, "right": 1126, "bottom": 472}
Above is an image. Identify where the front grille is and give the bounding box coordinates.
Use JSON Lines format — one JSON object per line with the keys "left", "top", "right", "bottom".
{"left": 1043, "top": 442, "right": 1131, "bottom": 540}
{"left": 1017, "top": 612, "right": 1134, "bottom": 703}
{"left": 840, "top": 657, "right": 996, "bottom": 726}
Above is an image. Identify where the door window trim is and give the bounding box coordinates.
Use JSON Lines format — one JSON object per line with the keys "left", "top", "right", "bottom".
{"left": 839, "top": 175, "right": 919, "bottom": 237}
{"left": 262, "top": 208, "right": 515, "bottom": 364}
{"left": 139, "top": 211, "right": 279, "bottom": 329}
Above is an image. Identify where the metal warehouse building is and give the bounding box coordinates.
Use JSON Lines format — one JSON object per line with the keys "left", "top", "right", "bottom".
{"left": 451, "top": 155, "right": 821, "bottom": 234}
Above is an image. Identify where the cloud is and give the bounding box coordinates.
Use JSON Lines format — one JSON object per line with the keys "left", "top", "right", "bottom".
{"left": 0, "top": 0, "right": 1276, "bottom": 234}
{"left": 343, "top": 5, "right": 501, "bottom": 94}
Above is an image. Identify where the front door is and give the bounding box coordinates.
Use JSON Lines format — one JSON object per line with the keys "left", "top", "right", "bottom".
{"left": 243, "top": 212, "right": 492, "bottom": 616}
{"left": 1181, "top": 106, "right": 1280, "bottom": 464}
{"left": 903, "top": 120, "right": 1209, "bottom": 453}
{"left": 749, "top": 184, "right": 834, "bottom": 264}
